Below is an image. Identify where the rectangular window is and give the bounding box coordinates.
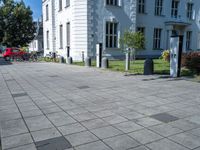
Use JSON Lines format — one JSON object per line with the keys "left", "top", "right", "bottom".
{"left": 106, "top": 22, "right": 118, "bottom": 48}
{"left": 66, "top": 0, "right": 70, "bottom": 7}
{"left": 46, "top": 4, "right": 49, "bottom": 21}
{"left": 138, "top": 0, "right": 145, "bottom": 14}
{"left": 66, "top": 22, "right": 70, "bottom": 46}
{"left": 186, "top": 31, "right": 192, "bottom": 50}
{"left": 153, "top": 28, "right": 162, "bottom": 49}
{"left": 46, "top": 31, "right": 49, "bottom": 49}
{"left": 137, "top": 27, "right": 145, "bottom": 35}
{"left": 171, "top": 0, "right": 179, "bottom": 18}
{"left": 59, "top": 0, "right": 62, "bottom": 11}
{"left": 155, "top": 0, "right": 163, "bottom": 16}
{"left": 187, "top": 3, "right": 193, "bottom": 20}
{"left": 106, "top": 0, "right": 118, "bottom": 6}
{"left": 59, "top": 25, "right": 63, "bottom": 49}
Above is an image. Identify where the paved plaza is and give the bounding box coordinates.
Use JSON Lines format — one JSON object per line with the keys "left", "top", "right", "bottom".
{"left": 0, "top": 59, "right": 200, "bottom": 150}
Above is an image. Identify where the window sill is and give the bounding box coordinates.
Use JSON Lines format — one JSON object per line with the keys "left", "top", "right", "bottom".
{"left": 65, "top": 5, "right": 70, "bottom": 8}
{"left": 105, "top": 5, "right": 121, "bottom": 8}
{"left": 138, "top": 12, "right": 148, "bottom": 15}
{"left": 154, "top": 14, "right": 165, "bottom": 17}
{"left": 58, "top": 9, "right": 62, "bottom": 12}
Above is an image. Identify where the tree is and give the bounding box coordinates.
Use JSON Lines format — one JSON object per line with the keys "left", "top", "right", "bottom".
{"left": 0, "top": 0, "right": 35, "bottom": 47}
{"left": 120, "top": 30, "right": 145, "bottom": 71}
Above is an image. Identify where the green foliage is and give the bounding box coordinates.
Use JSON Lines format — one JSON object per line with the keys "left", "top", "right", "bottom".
{"left": 0, "top": 0, "right": 35, "bottom": 47}
{"left": 161, "top": 50, "right": 170, "bottom": 62}
{"left": 120, "top": 30, "right": 145, "bottom": 51}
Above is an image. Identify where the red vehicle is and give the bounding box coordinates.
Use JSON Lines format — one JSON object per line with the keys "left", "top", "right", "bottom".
{"left": 3, "top": 48, "right": 27, "bottom": 61}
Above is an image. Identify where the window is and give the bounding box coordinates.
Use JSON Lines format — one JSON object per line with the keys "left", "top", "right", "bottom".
{"left": 171, "top": 0, "right": 179, "bottom": 18}
{"left": 186, "top": 31, "right": 192, "bottom": 50}
{"left": 153, "top": 28, "right": 162, "bottom": 49}
{"left": 46, "top": 4, "right": 49, "bottom": 21}
{"left": 137, "top": 27, "right": 145, "bottom": 35}
{"left": 187, "top": 3, "right": 193, "bottom": 20}
{"left": 46, "top": 31, "right": 49, "bottom": 49}
{"left": 59, "top": 0, "right": 62, "bottom": 11}
{"left": 138, "top": 0, "right": 145, "bottom": 14}
{"left": 106, "top": 0, "right": 118, "bottom": 6}
{"left": 66, "top": 0, "right": 70, "bottom": 7}
{"left": 155, "top": 0, "right": 163, "bottom": 16}
{"left": 59, "top": 25, "right": 63, "bottom": 49}
{"left": 106, "top": 22, "right": 118, "bottom": 48}
{"left": 66, "top": 22, "right": 70, "bottom": 46}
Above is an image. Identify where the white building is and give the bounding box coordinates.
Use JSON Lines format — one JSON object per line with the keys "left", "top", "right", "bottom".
{"left": 29, "top": 21, "right": 44, "bottom": 53}
{"left": 42, "top": 0, "right": 200, "bottom": 60}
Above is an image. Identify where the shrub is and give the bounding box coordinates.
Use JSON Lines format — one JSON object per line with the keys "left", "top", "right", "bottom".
{"left": 161, "top": 50, "right": 170, "bottom": 62}
{"left": 182, "top": 52, "right": 200, "bottom": 74}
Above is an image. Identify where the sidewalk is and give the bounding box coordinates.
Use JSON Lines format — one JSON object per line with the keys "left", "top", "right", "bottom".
{"left": 0, "top": 61, "right": 200, "bottom": 150}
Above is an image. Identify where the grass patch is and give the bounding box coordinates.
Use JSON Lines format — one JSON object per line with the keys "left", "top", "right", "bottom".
{"left": 73, "top": 59, "right": 170, "bottom": 75}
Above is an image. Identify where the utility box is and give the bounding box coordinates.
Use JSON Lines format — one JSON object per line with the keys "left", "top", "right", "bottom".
{"left": 170, "top": 36, "right": 179, "bottom": 78}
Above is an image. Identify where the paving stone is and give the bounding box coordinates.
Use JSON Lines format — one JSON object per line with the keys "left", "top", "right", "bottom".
{"left": 129, "top": 129, "right": 163, "bottom": 144}
{"left": 0, "top": 119, "right": 28, "bottom": 137}
{"left": 94, "top": 110, "right": 115, "bottom": 118}
{"left": 149, "top": 124, "right": 183, "bottom": 137}
{"left": 21, "top": 109, "right": 43, "bottom": 118}
{"left": 113, "top": 121, "right": 143, "bottom": 133}
{"left": 169, "top": 119, "right": 199, "bottom": 131}
{"left": 168, "top": 132, "right": 200, "bottom": 149}
{"left": 102, "top": 115, "right": 128, "bottom": 125}
{"left": 7, "top": 144, "right": 37, "bottom": 150}
{"left": 103, "top": 134, "right": 140, "bottom": 150}
{"left": 47, "top": 112, "right": 76, "bottom": 126}
{"left": 65, "top": 131, "right": 98, "bottom": 146}
{"left": 146, "top": 138, "right": 189, "bottom": 150}
{"left": 134, "top": 117, "right": 162, "bottom": 127}
{"left": 58, "top": 123, "right": 87, "bottom": 135}
{"left": 90, "top": 126, "right": 123, "bottom": 139}
{"left": 12, "top": 93, "right": 28, "bottom": 98}
{"left": 2, "top": 133, "right": 33, "bottom": 150}
{"left": 31, "top": 127, "right": 61, "bottom": 142}
{"left": 150, "top": 113, "right": 179, "bottom": 123}
{"left": 24, "top": 116, "right": 54, "bottom": 131}
{"left": 35, "top": 136, "right": 72, "bottom": 150}
{"left": 119, "top": 111, "right": 145, "bottom": 120}
{"left": 73, "top": 112, "right": 98, "bottom": 122}
{"left": 128, "top": 146, "right": 150, "bottom": 150}
{"left": 188, "top": 128, "right": 200, "bottom": 137}
{"left": 81, "top": 118, "right": 109, "bottom": 129}
{"left": 75, "top": 141, "right": 111, "bottom": 150}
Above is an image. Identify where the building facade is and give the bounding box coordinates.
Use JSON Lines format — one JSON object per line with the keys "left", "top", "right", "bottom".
{"left": 29, "top": 21, "right": 44, "bottom": 53}
{"left": 42, "top": 0, "right": 200, "bottom": 60}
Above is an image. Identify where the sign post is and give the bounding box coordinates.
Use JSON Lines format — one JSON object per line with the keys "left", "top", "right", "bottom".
{"left": 96, "top": 43, "right": 102, "bottom": 68}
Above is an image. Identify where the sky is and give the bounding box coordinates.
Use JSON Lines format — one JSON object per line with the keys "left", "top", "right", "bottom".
{"left": 18, "top": 0, "right": 42, "bottom": 20}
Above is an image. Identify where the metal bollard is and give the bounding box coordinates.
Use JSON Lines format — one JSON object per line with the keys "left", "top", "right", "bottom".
{"left": 144, "top": 58, "right": 154, "bottom": 75}
{"left": 85, "top": 57, "right": 91, "bottom": 67}
{"left": 101, "top": 57, "right": 109, "bottom": 69}
{"left": 59, "top": 56, "right": 65, "bottom": 63}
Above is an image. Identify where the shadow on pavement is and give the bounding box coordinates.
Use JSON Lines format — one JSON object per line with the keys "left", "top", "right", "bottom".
{"left": 0, "top": 57, "right": 12, "bottom": 65}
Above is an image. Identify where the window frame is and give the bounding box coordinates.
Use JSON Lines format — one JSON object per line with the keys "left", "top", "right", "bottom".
{"left": 138, "top": 0, "right": 145, "bottom": 14}
{"left": 187, "top": 3, "right": 193, "bottom": 20}
{"left": 59, "top": 0, "right": 63, "bottom": 11}
{"left": 155, "top": 0, "right": 163, "bottom": 16}
{"left": 171, "top": 0, "right": 179, "bottom": 18}
{"left": 153, "top": 28, "right": 162, "bottom": 49}
{"left": 106, "top": 0, "right": 118, "bottom": 6}
{"left": 66, "top": 0, "right": 70, "bottom": 8}
{"left": 46, "top": 4, "right": 49, "bottom": 21}
{"left": 46, "top": 31, "right": 49, "bottom": 49}
{"left": 59, "top": 25, "right": 63, "bottom": 49}
{"left": 105, "top": 22, "right": 118, "bottom": 49}
{"left": 186, "top": 31, "right": 192, "bottom": 50}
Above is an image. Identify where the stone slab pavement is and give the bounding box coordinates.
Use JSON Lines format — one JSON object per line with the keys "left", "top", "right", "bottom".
{"left": 0, "top": 59, "right": 200, "bottom": 150}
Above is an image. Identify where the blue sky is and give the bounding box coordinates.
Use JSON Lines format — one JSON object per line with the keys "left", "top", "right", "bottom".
{"left": 22, "top": 0, "right": 42, "bottom": 20}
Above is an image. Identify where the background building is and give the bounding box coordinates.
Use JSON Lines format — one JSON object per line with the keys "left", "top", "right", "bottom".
{"left": 42, "top": 0, "right": 200, "bottom": 60}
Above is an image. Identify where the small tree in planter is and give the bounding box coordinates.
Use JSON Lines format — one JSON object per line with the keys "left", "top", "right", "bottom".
{"left": 120, "top": 30, "right": 145, "bottom": 71}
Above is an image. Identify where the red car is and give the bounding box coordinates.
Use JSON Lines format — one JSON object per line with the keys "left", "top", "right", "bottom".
{"left": 3, "top": 48, "right": 27, "bottom": 61}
